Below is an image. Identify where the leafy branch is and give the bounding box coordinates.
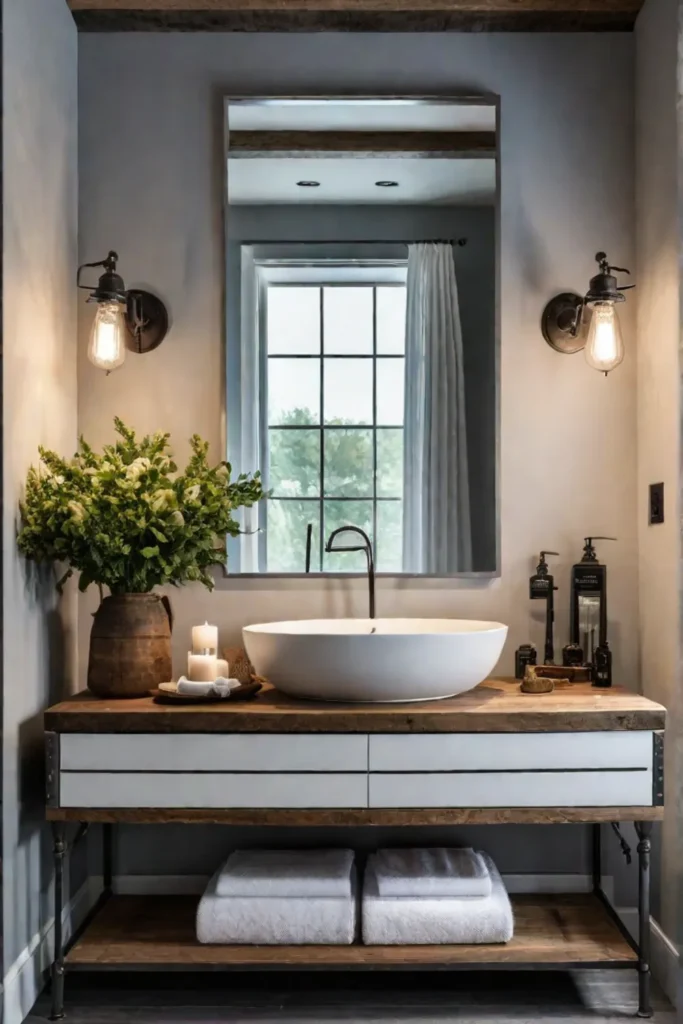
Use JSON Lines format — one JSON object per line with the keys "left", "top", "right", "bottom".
{"left": 17, "top": 417, "right": 265, "bottom": 593}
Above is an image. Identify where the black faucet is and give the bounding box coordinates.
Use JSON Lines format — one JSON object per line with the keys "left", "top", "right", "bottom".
{"left": 324, "top": 526, "right": 375, "bottom": 620}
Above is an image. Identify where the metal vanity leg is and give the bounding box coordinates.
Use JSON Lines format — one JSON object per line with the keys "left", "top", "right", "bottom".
{"left": 50, "top": 822, "right": 67, "bottom": 1021}
{"left": 103, "top": 823, "right": 113, "bottom": 895}
{"left": 591, "top": 823, "right": 602, "bottom": 892}
{"left": 635, "top": 821, "right": 653, "bottom": 1018}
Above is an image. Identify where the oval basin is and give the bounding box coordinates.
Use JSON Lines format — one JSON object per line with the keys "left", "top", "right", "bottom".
{"left": 243, "top": 618, "right": 508, "bottom": 703}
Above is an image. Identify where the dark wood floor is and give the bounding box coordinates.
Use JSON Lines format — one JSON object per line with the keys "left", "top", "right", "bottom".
{"left": 29, "top": 971, "right": 675, "bottom": 1022}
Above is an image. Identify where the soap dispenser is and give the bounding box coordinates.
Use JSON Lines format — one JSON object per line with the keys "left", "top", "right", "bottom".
{"left": 569, "top": 537, "right": 616, "bottom": 680}
{"left": 529, "top": 551, "right": 559, "bottom": 665}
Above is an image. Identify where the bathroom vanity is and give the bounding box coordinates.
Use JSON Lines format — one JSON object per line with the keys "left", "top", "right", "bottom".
{"left": 44, "top": 679, "right": 664, "bottom": 1019}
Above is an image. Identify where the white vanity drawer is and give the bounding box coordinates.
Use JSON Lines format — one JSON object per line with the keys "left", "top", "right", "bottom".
{"left": 60, "top": 733, "right": 368, "bottom": 773}
{"left": 369, "top": 732, "right": 653, "bottom": 772}
{"left": 60, "top": 771, "right": 368, "bottom": 809}
{"left": 369, "top": 769, "right": 653, "bottom": 808}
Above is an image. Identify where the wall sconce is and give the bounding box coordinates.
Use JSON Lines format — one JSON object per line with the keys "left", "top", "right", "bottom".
{"left": 541, "top": 252, "right": 634, "bottom": 375}
{"left": 77, "top": 251, "right": 169, "bottom": 373}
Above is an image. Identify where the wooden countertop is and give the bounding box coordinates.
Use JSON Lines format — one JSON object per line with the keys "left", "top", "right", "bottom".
{"left": 45, "top": 679, "right": 665, "bottom": 734}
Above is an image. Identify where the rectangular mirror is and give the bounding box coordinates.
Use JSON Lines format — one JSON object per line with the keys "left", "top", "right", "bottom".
{"left": 225, "top": 96, "right": 499, "bottom": 577}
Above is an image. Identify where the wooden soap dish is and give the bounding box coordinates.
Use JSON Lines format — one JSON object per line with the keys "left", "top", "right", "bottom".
{"left": 152, "top": 680, "right": 263, "bottom": 704}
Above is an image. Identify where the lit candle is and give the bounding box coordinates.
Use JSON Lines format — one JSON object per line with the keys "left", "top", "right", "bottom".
{"left": 192, "top": 621, "right": 218, "bottom": 654}
{"left": 188, "top": 652, "right": 217, "bottom": 682}
{"left": 216, "top": 659, "right": 230, "bottom": 679}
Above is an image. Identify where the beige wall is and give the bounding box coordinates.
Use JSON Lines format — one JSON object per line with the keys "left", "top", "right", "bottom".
{"left": 635, "top": 0, "right": 682, "bottom": 954}
{"left": 77, "top": 33, "right": 638, "bottom": 690}
{"left": 2, "top": 0, "right": 78, "bottom": 1018}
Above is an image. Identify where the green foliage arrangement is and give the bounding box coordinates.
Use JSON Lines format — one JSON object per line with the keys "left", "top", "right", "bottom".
{"left": 18, "top": 418, "right": 264, "bottom": 594}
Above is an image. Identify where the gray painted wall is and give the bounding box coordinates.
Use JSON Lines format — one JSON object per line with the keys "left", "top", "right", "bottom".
{"left": 77, "top": 32, "right": 637, "bottom": 884}
{"left": 226, "top": 203, "right": 496, "bottom": 571}
{"left": 634, "top": 0, "right": 680, "bottom": 946}
{"left": 2, "top": 0, "right": 78, "bottom": 1018}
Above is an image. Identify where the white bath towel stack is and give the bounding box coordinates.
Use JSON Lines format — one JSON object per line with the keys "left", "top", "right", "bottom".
{"left": 196, "top": 849, "right": 358, "bottom": 945}
{"left": 362, "top": 847, "right": 514, "bottom": 945}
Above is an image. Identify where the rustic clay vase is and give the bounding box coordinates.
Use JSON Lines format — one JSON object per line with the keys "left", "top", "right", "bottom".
{"left": 87, "top": 593, "right": 172, "bottom": 698}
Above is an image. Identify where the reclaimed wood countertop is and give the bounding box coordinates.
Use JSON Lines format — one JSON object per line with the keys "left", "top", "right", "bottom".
{"left": 45, "top": 679, "right": 665, "bottom": 734}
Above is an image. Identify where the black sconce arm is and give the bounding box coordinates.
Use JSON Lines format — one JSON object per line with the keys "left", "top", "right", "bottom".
{"left": 76, "top": 250, "right": 127, "bottom": 303}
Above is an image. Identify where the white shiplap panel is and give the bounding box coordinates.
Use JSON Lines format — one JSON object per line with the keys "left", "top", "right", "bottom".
{"left": 369, "top": 770, "right": 653, "bottom": 808}
{"left": 369, "top": 732, "right": 652, "bottom": 772}
{"left": 60, "top": 771, "right": 368, "bottom": 809}
{"left": 61, "top": 733, "right": 368, "bottom": 773}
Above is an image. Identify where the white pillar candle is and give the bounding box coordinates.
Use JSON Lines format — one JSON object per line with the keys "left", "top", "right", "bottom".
{"left": 188, "top": 652, "right": 217, "bottom": 682}
{"left": 192, "top": 621, "right": 218, "bottom": 654}
{"left": 216, "top": 659, "right": 230, "bottom": 679}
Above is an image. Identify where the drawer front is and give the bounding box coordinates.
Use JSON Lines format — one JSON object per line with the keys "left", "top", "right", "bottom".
{"left": 60, "top": 771, "right": 368, "bottom": 809}
{"left": 61, "top": 734, "right": 368, "bottom": 773}
{"left": 369, "top": 770, "right": 653, "bottom": 808}
{"left": 369, "top": 732, "right": 653, "bottom": 772}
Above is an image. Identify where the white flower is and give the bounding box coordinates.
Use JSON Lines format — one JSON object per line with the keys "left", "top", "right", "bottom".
{"left": 150, "top": 489, "right": 175, "bottom": 513}
{"left": 126, "top": 457, "right": 151, "bottom": 481}
{"left": 68, "top": 500, "right": 86, "bottom": 521}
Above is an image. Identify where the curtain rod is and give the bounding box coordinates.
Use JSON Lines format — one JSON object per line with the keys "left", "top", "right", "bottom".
{"left": 242, "top": 237, "right": 468, "bottom": 246}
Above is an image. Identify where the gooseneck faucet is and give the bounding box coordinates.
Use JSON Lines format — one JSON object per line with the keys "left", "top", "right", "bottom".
{"left": 324, "top": 526, "right": 376, "bottom": 620}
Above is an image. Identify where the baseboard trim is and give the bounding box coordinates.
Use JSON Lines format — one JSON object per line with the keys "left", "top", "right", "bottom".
{"left": 617, "top": 907, "right": 679, "bottom": 1007}
{"left": 111, "top": 871, "right": 597, "bottom": 896}
{"left": 2, "top": 876, "right": 101, "bottom": 1024}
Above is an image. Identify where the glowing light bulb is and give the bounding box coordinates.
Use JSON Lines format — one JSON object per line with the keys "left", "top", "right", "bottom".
{"left": 88, "top": 301, "right": 127, "bottom": 372}
{"left": 584, "top": 302, "right": 624, "bottom": 375}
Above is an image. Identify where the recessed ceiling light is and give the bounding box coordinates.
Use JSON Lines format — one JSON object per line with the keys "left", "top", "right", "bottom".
{"left": 375, "top": 180, "right": 399, "bottom": 188}
{"left": 297, "top": 180, "right": 320, "bottom": 187}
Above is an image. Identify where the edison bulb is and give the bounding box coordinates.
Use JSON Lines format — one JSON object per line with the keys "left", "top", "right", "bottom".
{"left": 584, "top": 302, "right": 624, "bottom": 375}
{"left": 88, "top": 301, "right": 127, "bottom": 372}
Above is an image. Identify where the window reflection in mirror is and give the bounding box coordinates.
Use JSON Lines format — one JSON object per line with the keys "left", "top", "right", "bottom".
{"left": 225, "top": 97, "right": 498, "bottom": 577}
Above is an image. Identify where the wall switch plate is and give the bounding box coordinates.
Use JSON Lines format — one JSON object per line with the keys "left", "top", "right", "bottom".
{"left": 649, "top": 482, "right": 664, "bottom": 525}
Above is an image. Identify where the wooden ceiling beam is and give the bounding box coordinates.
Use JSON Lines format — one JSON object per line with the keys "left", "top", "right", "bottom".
{"left": 228, "top": 130, "right": 497, "bottom": 159}
{"left": 67, "top": 0, "right": 644, "bottom": 32}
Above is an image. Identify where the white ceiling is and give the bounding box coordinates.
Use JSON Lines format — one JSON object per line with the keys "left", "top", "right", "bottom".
{"left": 227, "top": 100, "right": 497, "bottom": 133}
{"left": 228, "top": 156, "right": 496, "bottom": 205}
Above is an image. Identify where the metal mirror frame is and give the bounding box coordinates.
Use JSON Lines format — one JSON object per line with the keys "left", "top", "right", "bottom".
{"left": 221, "top": 93, "right": 501, "bottom": 581}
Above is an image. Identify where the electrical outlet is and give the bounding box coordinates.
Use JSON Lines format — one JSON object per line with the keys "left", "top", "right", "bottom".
{"left": 649, "top": 482, "right": 664, "bottom": 525}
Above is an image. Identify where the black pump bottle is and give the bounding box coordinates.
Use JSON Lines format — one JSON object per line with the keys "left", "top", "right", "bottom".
{"left": 530, "top": 551, "right": 559, "bottom": 665}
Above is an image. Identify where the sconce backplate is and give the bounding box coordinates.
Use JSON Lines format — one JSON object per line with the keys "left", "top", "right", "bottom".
{"left": 541, "top": 292, "right": 589, "bottom": 355}
{"left": 124, "top": 289, "right": 169, "bottom": 354}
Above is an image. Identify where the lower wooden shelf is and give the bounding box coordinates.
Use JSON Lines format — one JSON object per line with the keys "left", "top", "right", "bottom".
{"left": 66, "top": 894, "right": 636, "bottom": 969}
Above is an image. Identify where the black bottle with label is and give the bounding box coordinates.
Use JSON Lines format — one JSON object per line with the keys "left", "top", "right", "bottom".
{"left": 593, "top": 641, "right": 613, "bottom": 688}
{"left": 515, "top": 643, "right": 538, "bottom": 680}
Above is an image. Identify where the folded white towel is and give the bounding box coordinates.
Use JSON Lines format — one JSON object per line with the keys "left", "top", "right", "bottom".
{"left": 176, "top": 676, "right": 241, "bottom": 697}
{"left": 374, "top": 847, "right": 492, "bottom": 898}
{"left": 215, "top": 849, "right": 355, "bottom": 899}
{"left": 197, "top": 867, "right": 358, "bottom": 945}
{"left": 362, "top": 852, "right": 513, "bottom": 945}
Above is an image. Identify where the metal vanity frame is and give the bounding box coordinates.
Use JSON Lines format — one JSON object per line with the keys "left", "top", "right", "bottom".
{"left": 43, "top": 683, "right": 666, "bottom": 1021}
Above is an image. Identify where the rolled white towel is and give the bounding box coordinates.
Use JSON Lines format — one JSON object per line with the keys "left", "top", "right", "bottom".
{"left": 176, "top": 676, "right": 241, "bottom": 698}
{"left": 373, "top": 847, "right": 492, "bottom": 899}
{"left": 215, "top": 848, "right": 355, "bottom": 899}
{"left": 363, "top": 852, "right": 513, "bottom": 945}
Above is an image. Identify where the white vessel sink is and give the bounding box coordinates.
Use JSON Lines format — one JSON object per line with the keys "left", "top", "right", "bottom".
{"left": 243, "top": 619, "right": 508, "bottom": 703}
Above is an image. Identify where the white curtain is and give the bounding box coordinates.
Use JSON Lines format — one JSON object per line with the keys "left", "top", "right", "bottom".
{"left": 236, "top": 246, "right": 263, "bottom": 572}
{"left": 402, "top": 243, "right": 472, "bottom": 574}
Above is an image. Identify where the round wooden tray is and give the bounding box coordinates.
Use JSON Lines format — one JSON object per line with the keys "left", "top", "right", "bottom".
{"left": 152, "top": 680, "right": 263, "bottom": 704}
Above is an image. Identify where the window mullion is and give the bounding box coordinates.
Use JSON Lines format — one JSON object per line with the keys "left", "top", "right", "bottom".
{"left": 319, "top": 286, "right": 325, "bottom": 572}
{"left": 372, "top": 285, "right": 378, "bottom": 571}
